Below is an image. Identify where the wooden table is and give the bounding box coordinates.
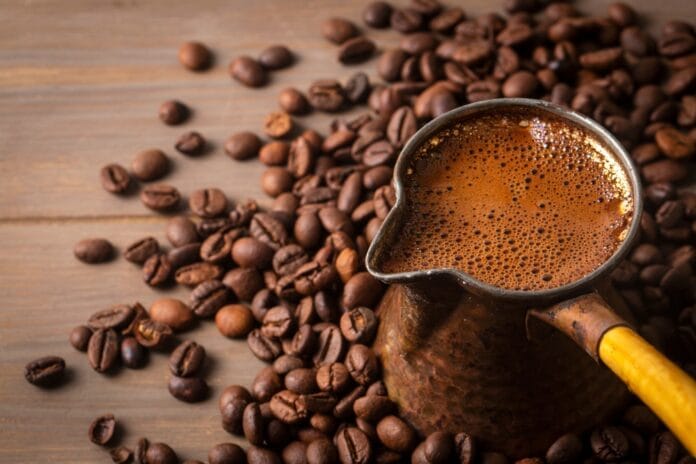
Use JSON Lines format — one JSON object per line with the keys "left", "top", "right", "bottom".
{"left": 1, "top": 1, "right": 694, "bottom": 462}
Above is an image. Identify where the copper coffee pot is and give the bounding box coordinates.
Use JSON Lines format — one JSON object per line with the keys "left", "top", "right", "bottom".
{"left": 366, "top": 99, "right": 696, "bottom": 458}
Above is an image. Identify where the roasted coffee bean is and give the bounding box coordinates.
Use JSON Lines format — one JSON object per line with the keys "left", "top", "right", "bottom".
{"left": 141, "top": 442, "right": 178, "bottom": 464}
{"left": 545, "top": 433, "right": 583, "bottom": 464}
{"left": 24, "top": 356, "right": 65, "bottom": 386}
{"left": 74, "top": 238, "right": 114, "bottom": 264}
{"left": 262, "top": 167, "right": 295, "bottom": 197}
{"left": 70, "top": 325, "right": 92, "bottom": 351}
{"left": 259, "top": 45, "right": 294, "bottom": 70}
{"left": 590, "top": 426, "right": 630, "bottom": 461}
{"left": 262, "top": 305, "right": 294, "bottom": 338}
{"left": 142, "top": 253, "right": 173, "bottom": 287}
{"left": 313, "top": 326, "right": 346, "bottom": 366}
{"left": 306, "top": 438, "right": 339, "bottom": 464}
{"left": 189, "top": 279, "right": 228, "bottom": 317}
{"left": 322, "top": 18, "right": 359, "bottom": 44}
{"left": 316, "top": 362, "right": 351, "bottom": 394}
{"left": 175, "top": 262, "right": 223, "bottom": 287}
{"left": 622, "top": 405, "right": 661, "bottom": 434}
{"left": 166, "top": 216, "right": 199, "bottom": 247}
{"left": 279, "top": 88, "right": 311, "bottom": 115}
{"left": 336, "top": 248, "right": 360, "bottom": 283}
{"left": 159, "top": 100, "right": 189, "bottom": 125}
{"left": 100, "top": 163, "right": 131, "bottom": 194}
{"left": 121, "top": 336, "right": 147, "bottom": 369}
{"left": 209, "top": 443, "right": 247, "bottom": 464}
{"left": 345, "top": 344, "right": 378, "bottom": 385}
{"left": 132, "top": 149, "right": 169, "bottom": 181}
{"left": 247, "top": 446, "right": 281, "bottom": 464}
{"left": 251, "top": 212, "right": 289, "bottom": 250}
{"left": 175, "top": 131, "right": 206, "bottom": 156}
{"left": 221, "top": 399, "right": 249, "bottom": 435}
{"left": 354, "top": 395, "right": 395, "bottom": 422}
{"left": 248, "top": 328, "right": 283, "bottom": 361}
{"left": 270, "top": 390, "right": 308, "bottom": 424}
{"left": 140, "top": 184, "right": 180, "bottom": 211}
{"left": 284, "top": 368, "right": 318, "bottom": 395}
{"left": 376, "top": 415, "right": 417, "bottom": 453}
{"left": 87, "top": 304, "right": 134, "bottom": 331}
{"left": 265, "top": 111, "right": 294, "bottom": 139}
{"left": 233, "top": 237, "right": 275, "bottom": 269}
{"left": 364, "top": 1, "right": 392, "bottom": 28}
{"left": 124, "top": 237, "right": 159, "bottom": 264}
{"left": 391, "top": 8, "right": 423, "bottom": 33}
{"left": 272, "top": 244, "right": 309, "bottom": 276}
{"left": 222, "top": 268, "right": 263, "bottom": 302}
{"left": 412, "top": 431, "right": 456, "bottom": 464}
{"left": 200, "top": 231, "right": 233, "bottom": 263}
{"left": 215, "top": 304, "right": 255, "bottom": 338}
{"left": 294, "top": 261, "right": 338, "bottom": 296}
{"left": 134, "top": 318, "right": 172, "bottom": 349}
{"left": 189, "top": 188, "right": 228, "bottom": 218}
{"left": 336, "top": 427, "right": 372, "bottom": 464}
{"left": 283, "top": 441, "right": 310, "bottom": 464}
{"left": 169, "top": 375, "right": 208, "bottom": 402}
{"left": 649, "top": 431, "right": 680, "bottom": 464}
{"left": 655, "top": 127, "right": 695, "bottom": 159}
{"left": 87, "top": 328, "right": 119, "bottom": 373}
{"left": 169, "top": 340, "right": 205, "bottom": 377}
{"left": 344, "top": 72, "right": 371, "bottom": 104}
{"left": 225, "top": 131, "right": 262, "bottom": 160}
{"left": 149, "top": 298, "right": 194, "bottom": 331}
{"left": 340, "top": 307, "right": 377, "bottom": 343}
{"left": 243, "top": 402, "right": 265, "bottom": 445}
{"left": 387, "top": 106, "right": 417, "bottom": 148}
{"left": 252, "top": 366, "right": 283, "bottom": 403}
{"left": 88, "top": 413, "right": 116, "bottom": 446}
{"left": 308, "top": 80, "right": 345, "bottom": 113}
{"left": 109, "top": 446, "right": 134, "bottom": 464}
{"left": 273, "top": 355, "right": 305, "bottom": 376}
{"left": 260, "top": 141, "right": 291, "bottom": 166}
{"left": 179, "top": 41, "right": 211, "bottom": 71}
{"left": 454, "top": 432, "right": 476, "bottom": 464}
{"left": 288, "top": 324, "right": 316, "bottom": 357}
{"left": 341, "top": 272, "right": 384, "bottom": 310}
{"left": 229, "top": 55, "right": 267, "bottom": 87}
{"left": 338, "top": 36, "right": 377, "bottom": 64}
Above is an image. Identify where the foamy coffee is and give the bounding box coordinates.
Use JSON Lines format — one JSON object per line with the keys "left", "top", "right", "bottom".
{"left": 379, "top": 106, "right": 634, "bottom": 291}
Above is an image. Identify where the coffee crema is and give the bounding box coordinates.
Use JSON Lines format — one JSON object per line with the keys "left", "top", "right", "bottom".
{"left": 379, "top": 107, "right": 634, "bottom": 291}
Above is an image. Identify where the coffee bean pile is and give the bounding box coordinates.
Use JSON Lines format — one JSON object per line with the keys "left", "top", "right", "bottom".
{"left": 25, "top": 0, "right": 696, "bottom": 462}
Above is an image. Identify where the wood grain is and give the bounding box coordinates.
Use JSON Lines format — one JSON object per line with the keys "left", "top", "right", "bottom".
{"left": 0, "top": 0, "right": 694, "bottom": 462}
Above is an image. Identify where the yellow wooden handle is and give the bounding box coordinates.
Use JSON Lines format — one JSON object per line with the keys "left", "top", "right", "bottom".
{"left": 599, "top": 326, "right": 696, "bottom": 455}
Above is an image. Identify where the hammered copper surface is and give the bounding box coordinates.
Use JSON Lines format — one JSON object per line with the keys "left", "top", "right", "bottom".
{"left": 373, "top": 280, "right": 631, "bottom": 458}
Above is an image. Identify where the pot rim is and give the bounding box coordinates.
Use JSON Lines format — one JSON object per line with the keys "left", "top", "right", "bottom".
{"left": 365, "top": 98, "right": 644, "bottom": 304}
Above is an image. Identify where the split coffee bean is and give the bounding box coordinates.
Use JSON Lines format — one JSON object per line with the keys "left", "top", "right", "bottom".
{"left": 24, "top": 356, "right": 66, "bottom": 387}
{"left": 100, "top": 163, "right": 131, "bottom": 194}
{"left": 87, "top": 328, "right": 119, "bottom": 373}
{"left": 169, "top": 340, "right": 206, "bottom": 377}
{"left": 88, "top": 413, "right": 116, "bottom": 446}
{"left": 124, "top": 236, "right": 159, "bottom": 264}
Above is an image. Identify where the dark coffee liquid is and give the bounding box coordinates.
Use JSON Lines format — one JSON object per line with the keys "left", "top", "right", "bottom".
{"left": 379, "top": 107, "right": 633, "bottom": 291}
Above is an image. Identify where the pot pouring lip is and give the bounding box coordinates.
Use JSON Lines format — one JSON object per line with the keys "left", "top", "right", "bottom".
{"left": 365, "top": 98, "right": 644, "bottom": 304}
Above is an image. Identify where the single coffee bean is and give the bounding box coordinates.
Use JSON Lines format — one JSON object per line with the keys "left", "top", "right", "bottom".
{"left": 24, "top": 356, "right": 65, "bottom": 386}
{"left": 282, "top": 441, "right": 308, "bottom": 464}
{"left": 88, "top": 304, "right": 136, "bottom": 331}
{"left": 189, "top": 187, "right": 228, "bottom": 218}
{"left": 232, "top": 237, "right": 275, "bottom": 269}
{"left": 313, "top": 326, "right": 345, "bottom": 366}
{"left": 252, "top": 366, "right": 283, "bottom": 403}
{"left": 262, "top": 305, "right": 295, "bottom": 338}
{"left": 178, "top": 41, "right": 212, "bottom": 71}
{"left": 274, "top": 355, "right": 305, "bottom": 376}
{"left": 175, "top": 131, "right": 206, "bottom": 156}
{"left": 285, "top": 368, "right": 318, "bottom": 394}
{"left": 121, "top": 336, "right": 147, "bottom": 368}
{"left": 590, "top": 426, "right": 630, "bottom": 461}
{"left": 248, "top": 446, "right": 282, "bottom": 464}
{"left": 288, "top": 324, "right": 316, "bottom": 357}
{"left": 338, "top": 36, "right": 377, "bottom": 64}
{"left": 306, "top": 438, "right": 339, "bottom": 464}
{"left": 74, "top": 238, "right": 114, "bottom": 264}
{"left": 248, "top": 328, "right": 283, "bottom": 362}
{"left": 216, "top": 304, "right": 255, "bottom": 338}
{"left": 345, "top": 344, "right": 378, "bottom": 385}
{"left": 124, "top": 236, "right": 159, "bottom": 264}
{"left": 223, "top": 267, "right": 264, "bottom": 301}
{"left": 166, "top": 216, "right": 199, "bottom": 247}
{"left": 316, "top": 362, "right": 351, "bottom": 394}
{"left": 100, "top": 163, "right": 131, "bottom": 194}
{"left": 200, "top": 230, "right": 235, "bottom": 263}
{"left": 131, "top": 149, "right": 169, "bottom": 181}
{"left": 363, "top": 1, "right": 392, "bottom": 28}
{"left": 190, "top": 279, "right": 229, "bottom": 318}
{"left": 270, "top": 390, "right": 308, "bottom": 424}
{"left": 260, "top": 141, "right": 291, "bottom": 166}
{"left": 88, "top": 413, "right": 116, "bottom": 446}
{"left": 344, "top": 72, "right": 371, "bottom": 104}
{"left": 225, "top": 131, "right": 262, "bottom": 160}
{"left": 140, "top": 184, "right": 181, "bottom": 211}
{"left": 391, "top": 8, "right": 424, "bottom": 33}
{"left": 453, "top": 432, "right": 476, "bottom": 464}
{"left": 159, "top": 100, "right": 189, "bottom": 125}
{"left": 145, "top": 442, "right": 178, "bottom": 464}
{"left": 279, "top": 88, "right": 311, "bottom": 115}
{"left": 265, "top": 111, "right": 294, "bottom": 139}
{"left": 341, "top": 272, "right": 384, "bottom": 310}
{"left": 354, "top": 395, "right": 395, "bottom": 422}
{"left": 262, "top": 167, "right": 294, "bottom": 197}
{"left": 322, "top": 18, "right": 359, "bottom": 44}
{"left": 339, "top": 307, "right": 377, "bottom": 344}
{"left": 134, "top": 318, "right": 173, "bottom": 349}
{"left": 169, "top": 375, "right": 208, "bottom": 402}
{"left": 243, "top": 402, "right": 265, "bottom": 445}
{"left": 545, "top": 433, "right": 583, "bottom": 464}
{"left": 142, "top": 253, "right": 172, "bottom": 286}
{"left": 336, "top": 427, "right": 372, "bottom": 464}
{"left": 175, "top": 262, "right": 223, "bottom": 287}
{"left": 109, "top": 446, "right": 134, "bottom": 464}
{"left": 229, "top": 55, "right": 267, "bottom": 87}
{"left": 308, "top": 80, "right": 345, "bottom": 113}
{"left": 87, "top": 328, "right": 119, "bottom": 373}
{"left": 259, "top": 45, "right": 294, "bottom": 70}
{"left": 70, "top": 325, "right": 92, "bottom": 351}
{"left": 209, "top": 443, "right": 247, "bottom": 464}
{"left": 333, "top": 385, "right": 365, "bottom": 419}
{"left": 502, "top": 70, "right": 539, "bottom": 98}
{"left": 169, "top": 340, "right": 205, "bottom": 377}
{"left": 376, "top": 415, "right": 417, "bottom": 453}
{"left": 149, "top": 298, "right": 194, "bottom": 332}
{"left": 655, "top": 127, "right": 695, "bottom": 159}
{"left": 649, "top": 431, "right": 680, "bottom": 464}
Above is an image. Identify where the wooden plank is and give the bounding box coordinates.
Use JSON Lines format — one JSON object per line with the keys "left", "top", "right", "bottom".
{"left": 1, "top": 0, "right": 695, "bottom": 462}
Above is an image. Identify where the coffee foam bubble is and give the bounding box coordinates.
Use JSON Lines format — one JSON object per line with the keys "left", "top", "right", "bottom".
{"left": 380, "top": 108, "right": 633, "bottom": 291}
